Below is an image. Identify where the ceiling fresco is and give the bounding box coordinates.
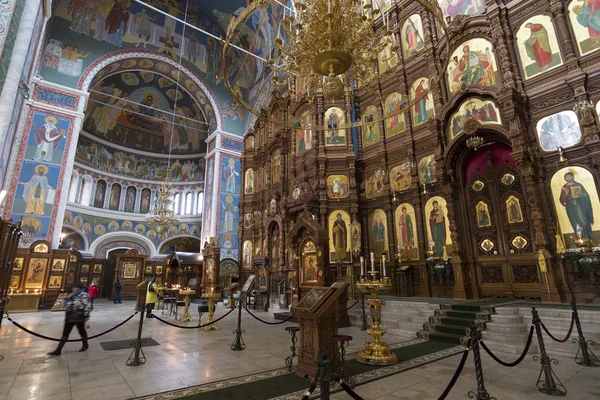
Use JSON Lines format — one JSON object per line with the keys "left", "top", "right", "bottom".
{"left": 84, "top": 70, "right": 207, "bottom": 154}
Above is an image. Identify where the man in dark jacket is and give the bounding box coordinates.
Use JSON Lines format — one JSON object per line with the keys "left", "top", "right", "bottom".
{"left": 114, "top": 277, "right": 122, "bottom": 304}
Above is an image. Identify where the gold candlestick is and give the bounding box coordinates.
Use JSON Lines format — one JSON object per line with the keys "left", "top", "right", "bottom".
{"left": 201, "top": 293, "right": 220, "bottom": 331}
{"left": 179, "top": 289, "right": 196, "bottom": 322}
{"left": 355, "top": 272, "right": 398, "bottom": 366}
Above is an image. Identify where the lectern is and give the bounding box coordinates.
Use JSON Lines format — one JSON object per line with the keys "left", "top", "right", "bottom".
{"left": 291, "top": 282, "right": 349, "bottom": 378}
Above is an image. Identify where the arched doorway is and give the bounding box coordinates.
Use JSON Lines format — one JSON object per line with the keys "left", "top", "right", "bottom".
{"left": 453, "top": 141, "right": 540, "bottom": 299}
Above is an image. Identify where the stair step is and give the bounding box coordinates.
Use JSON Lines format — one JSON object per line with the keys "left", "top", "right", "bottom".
{"left": 451, "top": 304, "right": 489, "bottom": 312}
{"left": 427, "top": 331, "right": 465, "bottom": 345}
{"left": 444, "top": 310, "right": 479, "bottom": 319}
{"left": 434, "top": 324, "right": 470, "bottom": 336}
{"left": 438, "top": 316, "right": 480, "bottom": 327}
{"left": 489, "top": 315, "right": 524, "bottom": 324}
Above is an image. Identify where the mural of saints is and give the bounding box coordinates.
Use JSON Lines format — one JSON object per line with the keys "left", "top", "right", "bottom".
{"left": 390, "top": 164, "right": 412, "bottom": 192}
{"left": 536, "top": 111, "right": 581, "bottom": 151}
{"left": 140, "top": 188, "right": 151, "bottom": 213}
{"left": 362, "top": 105, "right": 381, "bottom": 147}
{"left": 20, "top": 165, "right": 53, "bottom": 215}
{"left": 424, "top": 197, "right": 453, "bottom": 258}
{"left": 124, "top": 186, "right": 136, "bottom": 212}
{"left": 366, "top": 171, "right": 386, "bottom": 198}
{"left": 94, "top": 180, "right": 106, "bottom": 208}
{"left": 109, "top": 183, "right": 121, "bottom": 210}
{"left": 439, "top": 0, "right": 486, "bottom": 21}
{"left": 329, "top": 211, "right": 350, "bottom": 262}
{"left": 418, "top": 155, "right": 437, "bottom": 184}
{"left": 395, "top": 204, "right": 419, "bottom": 260}
{"left": 224, "top": 158, "right": 239, "bottom": 194}
{"left": 410, "top": 78, "right": 435, "bottom": 126}
{"left": 296, "top": 109, "right": 313, "bottom": 154}
{"left": 401, "top": 15, "right": 425, "bottom": 59}
{"left": 447, "top": 39, "right": 500, "bottom": 94}
{"left": 569, "top": 0, "right": 600, "bottom": 56}
{"left": 378, "top": 35, "right": 398, "bottom": 73}
{"left": 516, "top": 15, "right": 564, "bottom": 79}
{"left": 325, "top": 107, "right": 346, "bottom": 146}
{"left": 221, "top": 195, "right": 238, "bottom": 232}
{"left": 551, "top": 168, "right": 599, "bottom": 242}
{"left": 384, "top": 92, "right": 407, "bottom": 136}
{"left": 449, "top": 98, "right": 501, "bottom": 140}
{"left": 476, "top": 201, "right": 491, "bottom": 227}
{"left": 33, "top": 116, "right": 66, "bottom": 163}
{"left": 327, "top": 175, "right": 350, "bottom": 198}
{"left": 369, "top": 209, "right": 388, "bottom": 257}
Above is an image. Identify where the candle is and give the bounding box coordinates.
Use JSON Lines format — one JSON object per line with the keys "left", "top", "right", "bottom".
{"left": 429, "top": 240, "right": 434, "bottom": 251}
{"left": 328, "top": 0, "right": 331, "bottom": 13}
{"left": 370, "top": 252, "right": 375, "bottom": 272}
{"left": 360, "top": 256, "right": 365, "bottom": 276}
{"left": 382, "top": 254, "right": 387, "bottom": 277}
{"left": 26, "top": 290, "right": 29, "bottom": 294}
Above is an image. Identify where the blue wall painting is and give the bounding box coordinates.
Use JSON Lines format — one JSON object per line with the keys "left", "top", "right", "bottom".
{"left": 12, "top": 161, "right": 61, "bottom": 217}
{"left": 25, "top": 112, "right": 70, "bottom": 165}
{"left": 218, "top": 155, "right": 241, "bottom": 261}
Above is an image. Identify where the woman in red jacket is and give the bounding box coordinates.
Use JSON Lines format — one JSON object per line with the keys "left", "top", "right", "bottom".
{"left": 88, "top": 280, "right": 99, "bottom": 310}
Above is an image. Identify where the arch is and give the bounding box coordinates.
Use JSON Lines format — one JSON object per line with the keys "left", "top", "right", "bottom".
{"left": 60, "top": 226, "right": 90, "bottom": 251}
{"left": 196, "top": 190, "right": 204, "bottom": 214}
{"left": 77, "top": 50, "right": 224, "bottom": 132}
{"left": 157, "top": 236, "right": 201, "bottom": 254}
{"left": 93, "top": 179, "right": 107, "bottom": 208}
{"left": 124, "top": 185, "right": 137, "bottom": 213}
{"left": 108, "top": 182, "right": 122, "bottom": 210}
{"left": 68, "top": 170, "right": 80, "bottom": 203}
{"left": 79, "top": 175, "right": 93, "bottom": 205}
{"left": 514, "top": 15, "right": 564, "bottom": 80}
{"left": 89, "top": 231, "right": 156, "bottom": 258}
{"left": 184, "top": 191, "right": 193, "bottom": 215}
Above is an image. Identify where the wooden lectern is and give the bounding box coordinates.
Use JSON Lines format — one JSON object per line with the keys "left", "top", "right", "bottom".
{"left": 291, "top": 282, "right": 349, "bottom": 378}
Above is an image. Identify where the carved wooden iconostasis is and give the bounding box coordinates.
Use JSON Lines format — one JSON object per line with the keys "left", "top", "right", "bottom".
{"left": 114, "top": 250, "right": 147, "bottom": 300}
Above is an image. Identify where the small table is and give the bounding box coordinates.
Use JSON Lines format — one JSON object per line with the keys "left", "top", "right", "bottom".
{"left": 285, "top": 326, "right": 300, "bottom": 371}
{"left": 201, "top": 293, "right": 220, "bottom": 331}
{"left": 179, "top": 289, "right": 196, "bottom": 322}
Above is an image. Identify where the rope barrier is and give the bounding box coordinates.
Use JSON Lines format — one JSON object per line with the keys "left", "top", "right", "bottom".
{"left": 437, "top": 346, "right": 470, "bottom": 400}
{"left": 480, "top": 325, "right": 534, "bottom": 367}
{"left": 243, "top": 306, "right": 295, "bottom": 325}
{"left": 149, "top": 308, "right": 235, "bottom": 329}
{"left": 332, "top": 374, "right": 363, "bottom": 400}
{"left": 5, "top": 312, "right": 138, "bottom": 342}
{"left": 341, "top": 299, "right": 360, "bottom": 313}
{"left": 299, "top": 379, "right": 318, "bottom": 400}
{"left": 541, "top": 312, "right": 575, "bottom": 343}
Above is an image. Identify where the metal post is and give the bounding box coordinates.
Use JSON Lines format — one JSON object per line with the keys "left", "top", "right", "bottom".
{"left": 127, "top": 306, "right": 147, "bottom": 366}
{"left": 532, "top": 307, "right": 567, "bottom": 395}
{"left": 571, "top": 300, "right": 600, "bottom": 367}
{"left": 231, "top": 298, "right": 246, "bottom": 351}
{"left": 467, "top": 324, "right": 496, "bottom": 400}
{"left": 360, "top": 292, "right": 368, "bottom": 331}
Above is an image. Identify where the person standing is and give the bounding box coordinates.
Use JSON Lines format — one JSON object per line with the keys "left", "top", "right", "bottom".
{"left": 114, "top": 277, "right": 122, "bottom": 304}
{"left": 88, "top": 280, "right": 99, "bottom": 310}
{"left": 146, "top": 276, "right": 158, "bottom": 318}
{"left": 48, "top": 283, "right": 91, "bottom": 355}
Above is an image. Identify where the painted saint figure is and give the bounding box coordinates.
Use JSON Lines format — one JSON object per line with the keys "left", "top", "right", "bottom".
{"left": 559, "top": 172, "right": 594, "bottom": 240}
{"left": 429, "top": 201, "right": 447, "bottom": 257}
{"left": 94, "top": 181, "right": 106, "bottom": 208}
{"left": 524, "top": 22, "right": 553, "bottom": 70}
{"left": 33, "top": 116, "right": 65, "bottom": 162}
{"left": 477, "top": 202, "right": 491, "bottom": 227}
{"left": 372, "top": 215, "right": 386, "bottom": 256}
{"left": 573, "top": 1, "right": 600, "bottom": 45}
{"left": 414, "top": 80, "right": 430, "bottom": 124}
{"left": 105, "top": 0, "right": 130, "bottom": 47}
{"left": 67, "top": 0, "right": 96, "bottom": 36}
{"left": 140, "top": 189, "right": 151, "bottom": 213}
{"left": 332, "top": 214, "right": 348, "bottom": 261}
{"left": 125, "top": 187, "right": 136, "bottom": 212}
{"left": 222, "top": 195, "right": 237, "bottom": 232}
{"left": 304, "top": 256, "right": 317, "bottom": 281}
{"left": 224, "top": 158, "right": 239, "bottom": 193}
{"left": 21, "top": 166, "right": 53, "bottom": 215}
{"left": 398, "top": 207, "right": 414, "bottom": 251}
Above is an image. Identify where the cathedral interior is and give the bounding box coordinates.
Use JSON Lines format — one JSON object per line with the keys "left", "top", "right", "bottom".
{"left": 0, "top": 0, "right": 600, "bottom": 399}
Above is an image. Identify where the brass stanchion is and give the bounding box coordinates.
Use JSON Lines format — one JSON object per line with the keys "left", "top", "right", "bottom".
{"left": 126, "top": 305, "right": 147, "bottom": 367}
{"left": 571, "top": 300, "right": 600, "bottom": 367}
{"left": 231, "top": 297, "right": 245, "bottom": 350}
{"left": 532, "top": 307, "right": 567, "bottom": 396}
{"left": 467, "top": 324, "right": 496, "bottom": 400}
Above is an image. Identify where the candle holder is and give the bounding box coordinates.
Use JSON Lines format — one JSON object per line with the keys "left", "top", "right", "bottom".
{"left": 355, "top": 271, "right": 398, "bottom": 366}
{"left": 179, "top": 289, "right": 196, "bottom": 322}
{"left": 201, "top": 292, "right": 220, "bottom": 331}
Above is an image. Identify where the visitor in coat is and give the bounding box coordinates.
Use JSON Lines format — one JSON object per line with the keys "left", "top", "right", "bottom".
{"left": 48, "top": 282, "right": 91, "bottom": 356}
{"left": 146, "top": 276, "right": 158, "bottom": 318}
{"left": 88, "top": 280, "right": 99, "bottom": 310}
{"left": 114, "top": 277, "right": 122, "bottom": 304}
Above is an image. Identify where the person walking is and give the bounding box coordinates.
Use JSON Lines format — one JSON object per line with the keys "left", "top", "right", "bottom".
{"left": 114, "top": 277, "right": 122, "bottom": 304}
{"left": 146, "top": 276, "right": 158, "bottom": 318}
{"left": 88, "top": 280, "right": 99, "bottom": 310}
{"left": 48, "top": 282, "right": 91, "bottom": 356}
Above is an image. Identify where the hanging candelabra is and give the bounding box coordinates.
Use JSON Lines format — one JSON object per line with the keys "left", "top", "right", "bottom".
{"left": 145, "top": 171, "right": 180, "bottom": 235}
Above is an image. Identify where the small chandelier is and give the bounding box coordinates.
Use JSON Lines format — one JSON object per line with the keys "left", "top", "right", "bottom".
{"left": 145, "top": 171, "right": 180, "bottom": 235}
{"left": 466, "top": 136, "right": 484, "bottom": 151}
{"left": 271, "top": 0, "right": 395, "bottom": 101}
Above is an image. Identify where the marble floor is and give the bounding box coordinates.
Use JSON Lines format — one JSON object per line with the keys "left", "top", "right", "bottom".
{"left": 0, "top": 300, "right": 598, "bottom": 400}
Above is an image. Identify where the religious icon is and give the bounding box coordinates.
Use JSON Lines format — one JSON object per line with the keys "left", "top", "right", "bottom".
{"left": 156, "top": 266, "right": 163, "bottom": 274}
{"left": 269, "top": 198, "right": 276, "bottom": 215}
{"left": 52, "top": 259, "right": 65, "bottom": 271}
{"left": 480, "top": 239, "right": 495, "bottom": 252}
{"left": 384, "top": 92, "right": 407, "bottom": 136}
{"left": 395, "top": 204, "right": 419, "bottom": 260}
{"left": 472, "top": 180, "right": 485, "bottom": 192}
{"left": 272, "top": 150, "right": 282, "bottom": 183}
{"left": 93, "top": 264, "right": 102, "bottom": 274}
{"left": 14, "top": 258, "right": 24, "bottom": 271}
{"left": 439, "top": 0, "right": 486, "bottom": 21}
{"left": 48, "top": 276, "right": 62, "bottom": 289}
{"left": 20, "top": 164, "right": 54, "bottom": 215}
{"left": 243, "top": 213, "right": 253, "bottom": 229}
{"left": 378, "top": 35, "right": 398, "bottom": 73}
{"left": 32, "top": 115, "right": 66, "bottom": 163}
{"left": 223, "top": 158, "right": 239, "bottom": 194}
{"left": 94, "top": 225, "right": 106, "bottom": 235}
{"left": 9, "top": 275, "right": 19, "bottom": 289}
{"left": 512, "top": 236, "right": 528, "bottom": 250}
{"left": 447, "top": 38, "right": 500, "bottom": 94}
{"left": 296, "top": 109, "right": 313, "bottom": 154}
{"left": 81, "top": 264, "right": 90, "bottom": 276}
{"left": 245, "top": 135, "right": 255, "bottom": 150}
{"left": 390, "top": 164, "right": 412, "bottom": 192}
{"left": 109, "top": 183, "right": 121, "bottom": 210}
{"left": 258, "top": 267, "right": 268, "bottom": 289}
{"left": 124, "top": 186, "right": 136, "bottom": 212}
{"left": 506, "top": 195, "right": 524, "bottom": 224}
{"left": 410, "top": 78, "right": 435, "bottom": 126}
{"left": 94, "top": 180, "right": 106, "bottom": 208}
{"left": 243, "top": 240, "right": 253, "bottom": 269}
{"left": 221, "top": 195, "right": 238, "bottom": 232}
{"left": 293, "top": 187, "right": 301, "bottom": 200}
{"left": 123, "top": 262, "right": 137, "bottom": 279}
{"left": 402, "top": 14, "right": 425, "bottom": 59}
{"left": 325, "top": 107, "right": 346, "bottom": 146}
{"left": 366, "top": 171, "right": 385, "bottom": 199}
{"left": 303, "top": 255, "right": 318, "bottom": 283}
{"left": 327, "top": 175, "right": 350, "bottom": 199}
{"left": 476, "top": 201, "right": 492, "bottom": 227}
{"left": 362, "top": 106, "right": 381, "bottom": 147}
{"left": 25, "top": 259, "right": 47, "bottom": 289}
{"left": 33, "top": 243, "right": 48, "bottom": 253}
{"left": 145, "top": 266, "right": 153, "bottom": 274}
{"left": 568, "top": 0, "right": 600, "bottom": 56}
{"left": 536, "top": 111, "right": 581, "bottom": 151}
{"left": 449, "top": 98, "right": 501, "bottom": 140}
{"left": 369, "top": 209, "right": 388, "bottom": 257}
{"left": 501, "top": 174, "right": 515, "bottom": 186}
{"left": 245, "top": 169, "right": 255, "bottom": 194}
{"left": 425, "top": 196, "right": 453, "bottom": 258}
{"left": 418, "top": 155, "right": 437, "bottom": 184}
{"left": 516, "top": 15, "right": 564, "bottom": 80}
{"left": 329, "top": 211, "right": 350, "bottom": 262}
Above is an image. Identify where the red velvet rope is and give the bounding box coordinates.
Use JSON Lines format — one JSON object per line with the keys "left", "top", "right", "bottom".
{"left": 541, "top": 312, "right": 575, "bottom": 343}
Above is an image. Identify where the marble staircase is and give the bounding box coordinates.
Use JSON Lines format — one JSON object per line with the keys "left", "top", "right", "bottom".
{"left": 481, "top": 304, "right": 600, "bottom": 358}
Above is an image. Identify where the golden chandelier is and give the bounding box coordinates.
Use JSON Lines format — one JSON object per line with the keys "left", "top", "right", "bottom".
{"left": 145, "top": 172, "right": 180, "bottom": 235}
{"left": 270, "top": 0, "right": 396, "bottom": 101}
